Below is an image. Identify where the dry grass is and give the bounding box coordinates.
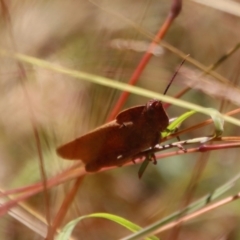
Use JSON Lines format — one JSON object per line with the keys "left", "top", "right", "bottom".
{"left": 0, "top": 0, "right": 240, "bottom": 239}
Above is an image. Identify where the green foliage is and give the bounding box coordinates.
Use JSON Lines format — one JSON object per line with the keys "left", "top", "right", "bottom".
{"left": 57, "top": 213, "right": 159, "bottom": 240}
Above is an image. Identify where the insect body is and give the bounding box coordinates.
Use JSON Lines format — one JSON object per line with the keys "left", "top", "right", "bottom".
{"left": 57, "top": 100, "right": 169, "bottom": 172}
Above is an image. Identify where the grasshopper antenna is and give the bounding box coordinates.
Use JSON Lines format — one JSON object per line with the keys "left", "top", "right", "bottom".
{"left": 163, "top": 55, "right": 189, "bottom": 96}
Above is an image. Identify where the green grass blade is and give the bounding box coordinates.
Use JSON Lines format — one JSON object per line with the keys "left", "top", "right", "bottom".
{"left": 121, "top": 172, "right": 240, "bottom": 240}
{"left": 57, "top": 213, "right": 159, "bottom": 240}
{"left": 1, "top": 50, "right": 240, "bottom": 127}
{"left": 162, "top": 110, "right": 196, "bottom": 138}
{"left": 207, "top": 108, "right": 224, "bottom": 136}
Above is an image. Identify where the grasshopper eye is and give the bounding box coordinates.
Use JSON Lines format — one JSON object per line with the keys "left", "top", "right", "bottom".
{"left": 150, "top": 100, "right": 159, "bottom": 108}
{"left": 146, "top": 100, "right": 160, "bottom": 112}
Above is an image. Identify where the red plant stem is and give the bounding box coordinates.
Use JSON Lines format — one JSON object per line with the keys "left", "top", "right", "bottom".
{"left": 0, "top": 166, "right": 86, "bottom": 217}
{"left": 199, "top": 143, "right": 240, "bottom": 152}
{"left": 107, "top": 0, "right": 182, "bottom": 121}
{"left": 1, "top": 140, "right": 240, "bottom": 218}
{"left": 136, "top": 192, "right": 240, "bottom": 238}
{"left": 46, "top": 177, "right": 83, "bottom": 240}
{"left": 0, "top": 162, "right": 82, "bottom": 197}
{"left": 166, "top": 108, "right": 240, "bottom": 140}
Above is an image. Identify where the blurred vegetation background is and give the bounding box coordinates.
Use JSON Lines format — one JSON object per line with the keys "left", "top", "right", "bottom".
{"left": 1, "top": 0, "right": 240, "bottom": 239}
